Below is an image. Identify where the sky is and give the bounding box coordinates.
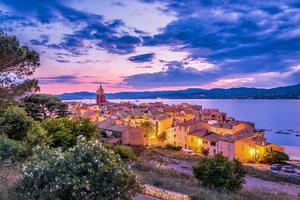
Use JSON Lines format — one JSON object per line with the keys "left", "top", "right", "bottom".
{"left": 1, "top": 0, "right": 300, "bottom": 94}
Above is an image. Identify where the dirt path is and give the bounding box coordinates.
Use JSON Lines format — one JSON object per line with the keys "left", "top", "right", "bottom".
{"left": 245, "top": 176, "right": 300, "bottom": 196}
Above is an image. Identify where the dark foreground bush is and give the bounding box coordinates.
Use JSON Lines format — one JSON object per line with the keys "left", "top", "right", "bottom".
{"left": 0, "top": 135, "right": 27, "bottom": 163}
{"left": 19, "top": 139, "right": 142, "bottom": 200}
{"left": 193, "top": 154, "right": 246, "bottom": 191}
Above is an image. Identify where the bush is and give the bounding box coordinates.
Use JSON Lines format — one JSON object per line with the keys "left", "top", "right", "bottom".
{"left": 165, "top": 144, "right": 182, "bottom": 151}
{"left": 193, "top": 154, "right": 246, "bottom": 191}
{"left": 113, "top": 146, "right": 138, "bottom": 161}
{"left": 19, "top": 139, "right": 142, "bottom": 200}
{"left": 0, "top": 135, "right": 27, "bottom": 162}
{"left": 0, "top": 106, "right": 35, "bottom": 141}
{"left": 41, "top": 117, "right": 99, "bottom": 149}
{"left": 259, "top": 151, "right": 289, "bottom": 164}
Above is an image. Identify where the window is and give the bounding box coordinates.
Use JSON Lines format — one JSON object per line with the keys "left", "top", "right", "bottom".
{"left": 227, "top": 144, "right": 231, "bottom": 151}
{"left": 211, "top": 141, "right": 216, "bottom": 146}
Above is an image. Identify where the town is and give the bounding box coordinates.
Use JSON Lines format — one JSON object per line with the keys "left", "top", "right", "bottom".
{"left": 67, "top": 85, "right": 283, "bottom": 163}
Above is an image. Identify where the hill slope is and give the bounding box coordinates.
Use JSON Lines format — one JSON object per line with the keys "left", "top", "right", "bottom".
{"left": 56, "top": 83, "right": 300, "bottom": 100}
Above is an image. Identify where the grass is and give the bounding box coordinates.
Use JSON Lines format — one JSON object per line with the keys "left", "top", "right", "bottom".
{"left": 246, "top": 166, "right": 300, "bottom": 185}
{"left": 0, "top": 164, "right": 23, "bottom": 200}
{"left": 133, "top": 162, "right": 300, "bottom": 200}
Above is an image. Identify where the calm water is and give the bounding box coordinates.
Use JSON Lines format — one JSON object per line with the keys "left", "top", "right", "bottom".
{"left": 71, "top": 99, "right": 300, "bottom": 147}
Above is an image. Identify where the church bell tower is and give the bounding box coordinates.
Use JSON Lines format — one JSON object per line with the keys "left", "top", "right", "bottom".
{"left": 96, "top": 85, "right": 106, "bottom": 105}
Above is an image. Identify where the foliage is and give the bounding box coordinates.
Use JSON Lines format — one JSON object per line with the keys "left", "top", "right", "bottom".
{"left": 246, "top": 166, "right": 300, "bottom": 185}
{"left": 0, "top": 31, "right": 40, "bottom": 109}
{"left": 41, "top": 117, "right": 99, "bottom": 149}
{"left": 165, "top": 144, "right": 182, "bottom": 151}
{"left": 113, "top": 145, "right": 138, "bottom": 161}
{"left": 259, "top": 151, "right": 289, "bottom": 164}
{"left": 133, "top": 162, "right": 297, "bottom": 200}
{"left": 140, "top": 121, "right": 155, "bottom": 137}
{"left": 0, "top": 135, "right": 27, "bottom": 162}
{"left": 193, "top": 154, "right": 246, "bottom": 191}
{"left": 22, "top": 94, "right": 68, "bottom": 121}
{"left": 0, "top": 106, "right": 35, "bottom": 141}
{"left": 25, "top": 123, "right": 52, "bottom": 150}
{"left": 19, "top": 139, "right": 142, "bottom": 200}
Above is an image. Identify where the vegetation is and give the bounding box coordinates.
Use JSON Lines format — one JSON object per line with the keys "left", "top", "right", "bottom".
{"left": 246, "top": 166, "right": 300, "bottom": 185}
{"left": 164, "top": 144, "right": 182, "bottom": 151}
{"left": 140, "top": 121, "right": 155, "bottom": 137}
{"left": 0, "top": 106, "right": 36, "bottom": 141}
{"left": 113, "top": 145, "right": 138, "bottom": 161}
{"left": 133, "top": 162, "right": 298, "bottom": 200}
{"left": 259, "top": 151, "right": 289, "bottom": 164}
{"left": 22, "top": 94, "right": 68, "bottom": 121}
{"left": 19, "top": 140, "right": 142, "bottom": 200}
{"left": 41, "top": 117, "right": 99, "bottom": 149}
{"left": 0, "top": 106, "right": 50, "bottom": 150}
{"left": 0, "top": 31, "right": 40, "bottom": 110}
{"left": 0, "top": 135, "right": 27, "bottom": 163}
{"left": 193, "top": 154, "right": 246, "bottom": 191}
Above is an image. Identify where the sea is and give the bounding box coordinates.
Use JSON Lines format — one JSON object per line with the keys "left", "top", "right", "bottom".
{"left": 67, "top": 99, "right": 300, "bottom": 159}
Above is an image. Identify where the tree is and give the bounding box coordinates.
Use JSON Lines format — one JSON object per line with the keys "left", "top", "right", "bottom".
{"left": 140, "top": 121, "right": 155, "bottom": 137}
{"left": 19, "top": 140, "right": 142, "bottom": 200}
{"left": 259, "top": 151, "right": 289, "bottom": 164}
{"left": 22, "top": 94, "right": 68, "bottom": 121}
{"left": 193, "top": 154, "right": 246, "bottom": 191}
{"left": 0, "top": 31, "right": 40, "bottom": 109}
{"left": 0, "top": 106, "right": 35, "bottom": 140}
{"left": 41, "top": 117, "right": 99, "bottom": 149}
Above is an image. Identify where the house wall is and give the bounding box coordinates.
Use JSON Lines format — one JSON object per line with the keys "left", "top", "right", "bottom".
{"left": 218, "top": 141, "right": 235, "bottom": 160}
{"left": 187, "top": 135, "right": 203, "bottom": 153}
{"left": 121, "top": 127, "right": 146, "bottom": 146}
{"left": 166, "top": 126, "right": 188, "bottom": 149}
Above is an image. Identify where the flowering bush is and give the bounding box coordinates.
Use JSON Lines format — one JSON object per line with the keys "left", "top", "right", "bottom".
{"left": 19, "top": 139, "right": 142, "bottom": 200}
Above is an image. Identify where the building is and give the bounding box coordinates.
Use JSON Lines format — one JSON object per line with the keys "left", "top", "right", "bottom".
{"left": 96, "top": 85, "right": 106, "bottom": 105}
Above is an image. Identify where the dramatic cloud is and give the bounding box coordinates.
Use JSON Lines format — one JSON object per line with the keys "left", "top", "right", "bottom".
{"left": 2, "top": 0, "right": 300, "bottom": 92}
{"left": 123, "top": 61, "right": 219, "bottom": 88}
{"left": 128, "top": 53, "right": 155, "bottom": 63}
{"left": 129, "top": 0, "right": 300, "bottom": 87}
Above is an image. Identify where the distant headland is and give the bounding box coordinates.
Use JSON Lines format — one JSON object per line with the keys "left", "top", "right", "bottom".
{"left": 56, "top": 83, "right": 300, "bottom": 100}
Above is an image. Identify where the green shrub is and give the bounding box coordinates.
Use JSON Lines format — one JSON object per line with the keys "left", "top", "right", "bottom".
{"left": 41, "top": 117, "right": 99, "bottom": 149}
{"left": 165, "top": 144, "right": 182, "bottom": 151}
{"left": 19, "top": 139, "right": 142, "bottom": 200}
{"left": 113, "top": 146, "right": 138, "bottom": 161}
{"left": 259, "top": 151, "right": 289, "bottom": 164}
{"left": 0, "top": 135, "right": 27, "bottom": 162}
{"left": 193, "top": 154, "right": 246, "bottom": 191}
{"left": 0, "top": 106, "right": 35, "bottom": 141}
